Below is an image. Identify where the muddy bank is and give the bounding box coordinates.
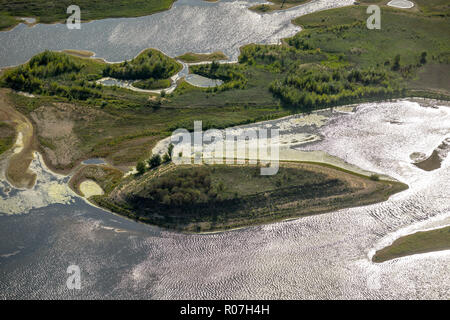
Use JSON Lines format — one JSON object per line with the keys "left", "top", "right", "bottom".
{"left": 413, "top": 137, "right": 450, "bottom": 171}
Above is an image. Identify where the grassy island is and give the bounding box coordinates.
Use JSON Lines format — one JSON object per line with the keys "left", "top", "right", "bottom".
{"left": 0, "top": 121, "right": 15, "bottom": 155}
{"left": 0, "top": 0, "right": 177, "bottom": 30}
{"left": 373, "top": 226, "right": 450, "bottom": 262}
{"left": 92, "top": 162, "right": 407, "bottom": 232}
{"left": 249, "top": 0, "right": 311, "bottom": 14}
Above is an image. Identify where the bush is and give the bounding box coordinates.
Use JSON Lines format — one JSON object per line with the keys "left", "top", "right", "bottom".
{"left": 162, "top": 153, "right": 171, "bottom": 163}
{"left": 148, "top": 154, "right": 162, "bottom": 169}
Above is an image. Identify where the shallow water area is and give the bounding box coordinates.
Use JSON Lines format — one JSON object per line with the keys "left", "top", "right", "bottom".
{"left": 0, "top": 0, "right": 354, "bottom": 68}
{"left": 185, "top": 74, "right": 223, "bottom": 87}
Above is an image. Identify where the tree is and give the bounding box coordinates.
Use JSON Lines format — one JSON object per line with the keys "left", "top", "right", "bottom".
{"left": 148, "top": 154, "right": 162, "bottom": 169}
{"left": 392, "top": 54, "right": 401, "bottom": 71}
{"left": 136, "top": 161, "right": 146, "bottom": 175}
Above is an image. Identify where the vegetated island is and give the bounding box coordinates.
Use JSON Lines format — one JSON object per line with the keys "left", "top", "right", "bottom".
{"left": 373, "top": 226, "right": 450, "bottom": 262}
{"left": 0, "top": 1, "right": 448, "bottom": 230}
{"left": 0, "top": 0, "right": 177, "bottom": 31}
{"left": 86, "top": 162, "right": 407, "bottom": 233}
{"left": 176, "top": 52, "right": 228, "bottom": 63}
{"left": 249, "top": 0, "right": 311, "bottom": 14}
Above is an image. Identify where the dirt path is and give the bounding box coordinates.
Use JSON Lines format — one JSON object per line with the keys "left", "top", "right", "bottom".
{"left": 0, "top": 89, "right": 36, "bottom": 188}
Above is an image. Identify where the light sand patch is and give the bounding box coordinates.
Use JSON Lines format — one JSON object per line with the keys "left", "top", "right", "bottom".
{"left": 79, "top": 180, "right": 104, "bottom": 198}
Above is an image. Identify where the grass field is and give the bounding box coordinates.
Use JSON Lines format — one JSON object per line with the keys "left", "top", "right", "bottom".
{"left": 0, "top": 0, "right": 176, "bottom": 30}
{"left": 176, "top": 52, "right": 228, "bottom": 63}
{"left": 373, "top": 226, "right": 450, "bottom": 262}
{"left": 94, "top": 162, "right": 407, "bottom": 232}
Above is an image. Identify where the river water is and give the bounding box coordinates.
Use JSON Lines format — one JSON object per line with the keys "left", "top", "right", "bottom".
{"left": 0, "top": 0, "right": 449, "bottom": 299}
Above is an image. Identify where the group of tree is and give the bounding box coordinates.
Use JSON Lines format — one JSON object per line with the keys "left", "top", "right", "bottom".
{"left": 131, "top": 167, "right": 216, "bottom": 209}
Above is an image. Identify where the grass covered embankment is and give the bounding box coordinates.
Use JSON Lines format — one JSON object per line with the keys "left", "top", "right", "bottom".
{"left": 0, "top": 89, "right": 36, "bottom": 188}
{"left": 373, "top": 226, "right": 450, "bottom": 262}
{"left": 0, "top": 0, "right": 176, "bottom": 30}
{"left": 94, "top": 162, "right": 407, "bottom": 232}
{"left": 0, "top": 122, "right": 15, "bottom": 155}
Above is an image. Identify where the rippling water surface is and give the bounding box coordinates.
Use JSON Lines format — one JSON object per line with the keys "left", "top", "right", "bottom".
{"left": 0, "top": 0, "right": 449, "bottom": 300}
{"left": 1, "top": 99, "right": 449, "bottom": 299}
{"left": 0, "top": 0, "right": 353, "bottom": 67}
